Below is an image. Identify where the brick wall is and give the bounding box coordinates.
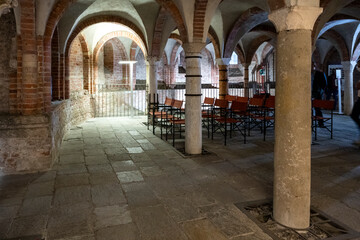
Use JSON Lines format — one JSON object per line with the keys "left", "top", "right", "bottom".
{"left": 69, "top": 36, "right": 84, "bottom": 92}
{"left": 0, "top": 95, "right": 94, "bottom": 174}
{"left": 104, "top": 41, "right": 114, "bottom": 75}
{"left": 103, "top": 40, "right": 123, "bottom": 85}
{"left": 0, "top": 12, "right": 17, "bottom": 114}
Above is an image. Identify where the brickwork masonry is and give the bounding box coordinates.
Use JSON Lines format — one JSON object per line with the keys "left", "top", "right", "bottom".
{"left": 0, "top": 95, "right": 94, "bottom": 174}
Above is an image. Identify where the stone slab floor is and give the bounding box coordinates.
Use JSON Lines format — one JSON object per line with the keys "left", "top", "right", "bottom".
{"left": 1, "top": 114, "right": 360, "bottom": 240}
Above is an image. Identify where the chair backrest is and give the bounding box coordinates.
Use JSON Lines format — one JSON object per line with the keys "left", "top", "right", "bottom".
{"left": 236, "top": 97, "right": 249, "bottom": 103}
{"left": 225, "top": 95, "right": 237, "bottom": 102}
{"left": 164, "top": 97, "right": 174, "bottom": 106}
{"left": 249, "top": 97, "right": 264, "bottom": 107}
{"left": 203, "top": 97, "right": 214, "bottom": 105}
{"left": 231, "top": 100, "right": 247, "bottom": 112}
{"left": 253, "top": 94, "right": 264, "bottom": 99}
{"left": 172, "top": 99, "right": 183, "bottom": 109}
{"left": 214, "top": 99, "right": 228, "bottom": 108}
{"left": 264, "top": 96, "right": 275, "bottom": 109}
{"left": 312, "top": 99, "right": 335, "bottom": 110}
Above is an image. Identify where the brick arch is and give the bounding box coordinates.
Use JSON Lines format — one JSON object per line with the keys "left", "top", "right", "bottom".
{"left": 77, "top": 34, "right": 90, "bottom": 92}
{"left": 224, "top": 8, "right": 268, "bottom": 58}
{"left": 130, "top": 41, "right": 138, "bottom": 61}
{"left": 104, "top": 38, "right": 129, "bottom": 85}
{"left": 65, "top": 15, "right": 148, "bottom": 57}
{"left": 201, "top": 47, "right": 215, "bottom": 84}
{"left": 170, "top": 41, "right": 182, "bottom": 66}
{"left": 43, "top": 0, "right": 76, "bottom": 48}
{"left": 169, "top": 33, "right": 183, "bottom": 44}
{"left": 235, "top": 44, "right": 246, "bottom": 65}
{"left": 93, "top": 31, "right": 145, "bottom": 63}
{"left": 162, "top": 51, "right": 168, "bottom": 66}
{"left": 245, "top": 35, "right": 272, "bottom": 65}
{"left": 151, "top": 7, "right": 168, "bottom": 58}
{"left": 193, "top": 0, "right": 209, "bottom": 41}
{"left": 321, "top": 29, "right": 350, "bottom": 61}
{"left": 161, "top": 52, "right": 170, "bottom": 85}
{"left": 208, "top": 26, "right": 221, "bottom": 59}
{"left": 155, "top": 0, "right": 188, "bottom": 42}
{"left": 260, "top": 43, "right": 274, "bottom": 63}
{"left": 93, "top": 36, "right": 129, "bottom": 87}
{"left": 103, "top": 41, "right": 114, "bottom": 75}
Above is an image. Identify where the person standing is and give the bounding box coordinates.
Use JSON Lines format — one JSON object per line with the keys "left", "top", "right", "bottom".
{"left": 312, "top": 67, "right": 327, "bottom": 126}
{"left": 351, "top": 79, "right": 360, "bottom": 145}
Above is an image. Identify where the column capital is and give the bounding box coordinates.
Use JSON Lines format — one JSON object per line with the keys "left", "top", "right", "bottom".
{"left": 183, "top": 42, "right": 206, "bottom": 56}
{"left": 146, "top": 56, "right": 159, "bottom": 65}
{"left": 0, "top": 0, "right": 18, "bottom": 17}
{"left": 341, "top": 61, "right": 357, "bottom": 71}
{"left": 268, "top": 6, "right": 322, "bottom": 32}
{"left": 216, "top": 58, "right": 231, "bottom": 66}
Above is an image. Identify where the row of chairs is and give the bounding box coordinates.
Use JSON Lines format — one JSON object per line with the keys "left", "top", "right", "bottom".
{"left": 147, "top": 94, "right": 334, "bottom": 147}
{"left": 202, "top": 94, "right": 276, "bottom": 145}
{"left": 148, "top": 97, "right": 185, "bottom": 146}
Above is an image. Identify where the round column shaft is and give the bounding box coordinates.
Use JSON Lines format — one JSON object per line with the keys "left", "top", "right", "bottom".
{"left": 273, "top": 29, "right": 313, "bottom": 229}
{"left": 244, "top": 64, "right": 250, "bottom": 97}
{"left": 269, "top": 4, "right": 323, "bottom": 229}
{"left": 342, "top": 61, "right": 356, "bottom": 115}
{"left": 146, "top": 56, "right": 158, "bottom": 103}
{"left": 216, "top": 58, "right": 231, "bottom": 99}
{"left": 184, "top": 43, "right": 204, "bottom": 155}
{"left": 219, "top": 66, "right": 229, "bottom": 99}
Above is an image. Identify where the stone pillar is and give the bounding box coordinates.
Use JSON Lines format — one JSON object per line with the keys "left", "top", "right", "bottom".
{"left": 183, "top": 42, "right": 205, "bottom": 155}
{"left": 342, "top": 61, "right": 356, "bottom": 115}
{"left": 269, "top": 5, "right": 323, "bottom": 229}
{"left": 244, "top": 63, "right": 250, "bottom": 97}
{"left": 216, "top": 58, "right": 231, "bottom": 99}
{"left": 21, "top": 0, "right": 39, "bottom": 115}
{"left": 146, "top": 56, "right": 158, "bottom": 103}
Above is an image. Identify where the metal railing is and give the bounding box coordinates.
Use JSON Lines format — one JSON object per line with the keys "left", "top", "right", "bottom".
{"left": 93, "top": 83, "right": 274, "bottom": 117}
{"left": 94, "top": 84, "right": 147, "bottom": 117}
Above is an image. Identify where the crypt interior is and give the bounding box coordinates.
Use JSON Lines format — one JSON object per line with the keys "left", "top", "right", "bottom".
{"left": 1, "top": 0, "right": 360, "bottom": 239}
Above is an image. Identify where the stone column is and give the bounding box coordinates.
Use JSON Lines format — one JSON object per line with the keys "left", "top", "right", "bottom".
{"left": 216, "top": 58, "right": 231, "bottom": 99}
{"left": 183, "top": 42, "right": 205, "bottom": 155}
{"left": 243, "top": 63, "right": 250, "bottom": 97}
{"left": 342, "top": 61, "right": 356, "bottom": 115}
{"left": 146, "top": 56, "right": 158, "bottom": 103}
{"left": 269, "top": 5, "right": 323, "bottom": 229}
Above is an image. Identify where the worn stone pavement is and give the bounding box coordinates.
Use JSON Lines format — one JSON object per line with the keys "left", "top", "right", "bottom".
{"left": 1, "top": 114, "right": 360, "bottom": 240}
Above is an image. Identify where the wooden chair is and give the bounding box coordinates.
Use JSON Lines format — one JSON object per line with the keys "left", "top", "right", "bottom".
{"left": 202, "top": 97, "right": 215, "bottom": 138}
{"left": 225, "top": 95, "right": 237, "bottom": 102}
{"left": 210, "top": 99, "right": 229, "bottom": 140}
{"left": 263, "top": 96, "right": 275, "bottom": 141}
{"left": 149, "top": 97, "right": 174, "bottom": 134}
{"left": 213, "top": 100, "right": 247, "bottom": 145}
{"left": 160, "top": 99, "right": 183, "bottom": 140}
{"left": 247, "top": 97, "right": 266, "bottom": 136}
{"left": 312, "top": 99, "right": 335, "bottom": 140}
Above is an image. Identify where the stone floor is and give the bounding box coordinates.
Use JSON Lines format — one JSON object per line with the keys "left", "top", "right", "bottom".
{"left": 1, "top": 114, "right": 360, "bottom": 240}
